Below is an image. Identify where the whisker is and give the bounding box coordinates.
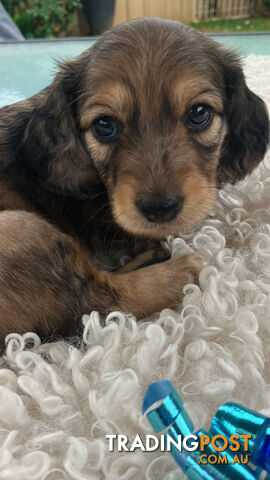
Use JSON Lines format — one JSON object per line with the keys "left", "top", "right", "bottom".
{"left": 81, "top": 200, "right": 111, "bottom": 232}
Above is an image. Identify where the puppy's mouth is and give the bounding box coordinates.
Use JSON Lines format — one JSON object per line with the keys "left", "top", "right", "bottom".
{"left": 110, "top": 173, "right": 216, "bottom": 239}
{"left": 111, "top": 193, "right": 215, "bottom": 240}
{"left": 111, "top": 203, "right": 193, "bottom": 239}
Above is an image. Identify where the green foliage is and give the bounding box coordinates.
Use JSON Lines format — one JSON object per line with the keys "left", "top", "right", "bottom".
{"left": 2, "top": 0, "right": 82, "bottom": 38}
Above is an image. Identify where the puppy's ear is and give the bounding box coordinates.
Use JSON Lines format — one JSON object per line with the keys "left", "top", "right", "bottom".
{"left": 217, "top": 49, "right": 269, "bottom": 186}
{"left": 19, "top": 55, "right": 101, "bottom": 198}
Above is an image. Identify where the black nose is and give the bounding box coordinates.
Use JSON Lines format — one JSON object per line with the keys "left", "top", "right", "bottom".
{"left": 136, "top": 195, "right": 183, "bottom": 223}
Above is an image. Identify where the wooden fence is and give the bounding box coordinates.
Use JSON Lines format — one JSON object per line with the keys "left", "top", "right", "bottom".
{"left": 193, "top": 0, "right": 251, "bottom": 21}
{"left": 112, "top": 0, "right": 251, "bottom": 26}
{"left": 113, "top": 1, "right": 194, "bottom": 26}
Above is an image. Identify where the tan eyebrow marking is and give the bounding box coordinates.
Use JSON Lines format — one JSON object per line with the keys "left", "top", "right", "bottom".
{"left": 171, "top": 76, "right": 223, "bottom": 116}
{"left": 80, "top": 83, "right": 134, "bottom": 129}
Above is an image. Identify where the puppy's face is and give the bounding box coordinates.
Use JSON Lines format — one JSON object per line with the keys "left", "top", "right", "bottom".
{"left": 17, "top": 18, "right": 269, "bottom": 240}
{"left": 78, "top": 22, "right": 228, "bottom": 239}
{"left": 80, "top": 75, "right": 224, "bottom": 239}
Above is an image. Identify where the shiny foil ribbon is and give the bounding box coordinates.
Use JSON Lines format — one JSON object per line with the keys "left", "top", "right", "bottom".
{"left": 142, "top": 380, "right": 270, "bottom": 479}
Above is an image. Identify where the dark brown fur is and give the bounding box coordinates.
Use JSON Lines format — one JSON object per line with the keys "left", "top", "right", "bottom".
{"left": 0, "top": 18, "right": 268, "bottom": 346}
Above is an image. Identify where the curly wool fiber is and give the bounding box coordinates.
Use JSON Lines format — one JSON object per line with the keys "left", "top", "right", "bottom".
{"left": 1, "top": 55, "right": 270, "bottom": 480}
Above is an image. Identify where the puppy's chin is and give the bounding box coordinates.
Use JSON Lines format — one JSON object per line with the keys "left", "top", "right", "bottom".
{"left": 112, "top": 213, "right": 182, "bottom": 240}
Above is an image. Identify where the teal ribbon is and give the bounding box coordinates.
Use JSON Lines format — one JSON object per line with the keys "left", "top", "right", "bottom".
{"left": 142, "top": 380, "right": 270, "bottom": 479}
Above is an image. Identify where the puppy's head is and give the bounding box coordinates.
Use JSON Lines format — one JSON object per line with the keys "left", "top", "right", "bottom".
{"left": 19, "top": 18, "right": 269, "bottom": 239}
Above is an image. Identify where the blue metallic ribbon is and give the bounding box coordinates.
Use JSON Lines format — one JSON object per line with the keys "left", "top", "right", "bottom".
{"left": 210, "top": 402, "right": 270, "bottom": 473}
{"left": 142, "top": 380, "right": 270, "bottom": 479}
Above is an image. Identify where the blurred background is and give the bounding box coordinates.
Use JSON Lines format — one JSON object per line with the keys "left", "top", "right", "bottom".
{"left": 2, "top": 0, "right": 270, "bottom": 40}
{"left": 1, "top": 0, "right": 269, "bottom": 107}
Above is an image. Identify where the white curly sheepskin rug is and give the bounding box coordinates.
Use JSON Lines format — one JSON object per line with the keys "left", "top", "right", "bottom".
{"left": 0, "top": 54, "right": 270, "bottom": 480}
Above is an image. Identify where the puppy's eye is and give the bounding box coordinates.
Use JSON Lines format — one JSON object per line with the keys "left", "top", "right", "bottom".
{"left": 92, "top": 116, "right": 119, "bottom": 142}
{"left": 186, "top": 104, "right": 212, "bottom": 128}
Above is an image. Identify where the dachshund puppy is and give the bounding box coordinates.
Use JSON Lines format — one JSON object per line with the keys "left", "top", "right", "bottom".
{"left": 0, "top": 18, "right": 268, "bottom": 344}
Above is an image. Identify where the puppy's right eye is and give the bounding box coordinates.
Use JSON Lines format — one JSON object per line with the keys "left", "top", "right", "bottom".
{"left": 92, "top": 116, "right": 120, "bottom": 142}
{"left": 186, "top": 104, "right": 212, "bottom": 129}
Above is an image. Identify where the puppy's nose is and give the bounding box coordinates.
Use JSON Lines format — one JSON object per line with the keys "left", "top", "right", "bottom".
{"left": 136, "top": 195, "right": 183, "bottom": 223}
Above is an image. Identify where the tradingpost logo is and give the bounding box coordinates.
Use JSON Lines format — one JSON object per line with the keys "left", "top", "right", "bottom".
{"left": 106, "top": 432, "right": 252, "bottom": 464}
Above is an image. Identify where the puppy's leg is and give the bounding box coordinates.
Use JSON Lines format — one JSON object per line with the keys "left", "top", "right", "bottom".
{"left": 0, "top": 211, "right": 201, "bottom": 346}
{"left": 104, "top": 254, "right": 202, "bottom": 317}
{"left": 0, "top": 211, "right": 114, "bottom": 343}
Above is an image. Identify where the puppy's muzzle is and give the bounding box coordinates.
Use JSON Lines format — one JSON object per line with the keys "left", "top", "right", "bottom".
{"left": 136, "top": 195, "right": 183, "bottom": 223}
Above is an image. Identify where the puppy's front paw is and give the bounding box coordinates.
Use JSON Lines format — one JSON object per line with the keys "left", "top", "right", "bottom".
{"left": 108, "top": 251, "right": 202, "bottom": 317}
{"left": 176, "top": 253, "right": 203, "bottom": 285}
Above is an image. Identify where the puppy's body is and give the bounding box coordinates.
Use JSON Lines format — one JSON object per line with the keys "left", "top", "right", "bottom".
{"left": 0, "top": 18, "right": 268, "bottom": 345}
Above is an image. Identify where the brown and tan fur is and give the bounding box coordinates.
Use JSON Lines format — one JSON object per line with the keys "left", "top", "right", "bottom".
{"left": 0, "top": 18, "right": 268, "bottom": 347}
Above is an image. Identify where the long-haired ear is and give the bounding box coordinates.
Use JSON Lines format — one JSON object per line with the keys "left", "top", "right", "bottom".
{"left": 217, "top": 49, "right": 269, "bottom": 186}
{"left": 18, "top": 54, "right": 101, "bottom": 198}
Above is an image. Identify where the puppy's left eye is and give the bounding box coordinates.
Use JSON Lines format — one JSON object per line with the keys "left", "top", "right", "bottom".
{"left": 92, "top": 116, "right": 120, "bottom": 142}
{"left": 186, "top": 104, "right": 212, "bottom": 128}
